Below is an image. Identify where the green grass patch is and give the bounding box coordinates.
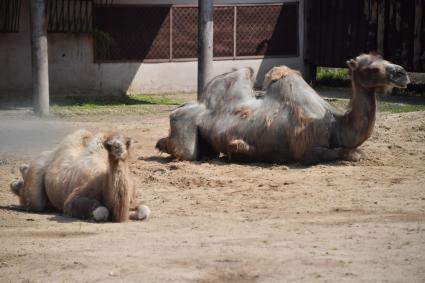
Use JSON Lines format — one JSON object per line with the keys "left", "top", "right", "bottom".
{"left": 325, "top": 98, "right": 425, "bottom": 113}
{"left": 316, "top": 67, "right": 350, "bottom": 87}
{"left": 50, "top": 94, "right": 182, "bottom": 110}
{"left": 377, "top": 102, "right": 425, "bottom": 113}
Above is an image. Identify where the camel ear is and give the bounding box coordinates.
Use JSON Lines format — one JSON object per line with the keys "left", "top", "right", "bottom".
{"left": 126, "top": 138, "right": 135, "bottom": 148}
{"left": 346, "top": 59, "right": 358, "bottom": 70}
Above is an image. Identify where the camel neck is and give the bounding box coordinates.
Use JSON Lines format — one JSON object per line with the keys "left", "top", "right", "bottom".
{"left": 106, "top": 159, "right": 130, "bottom": 222}
{"left": 337, "top": 75, "right": 377, "bottom": 148}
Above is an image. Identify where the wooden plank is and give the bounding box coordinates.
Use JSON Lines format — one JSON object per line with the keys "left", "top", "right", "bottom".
{"left": 413, "top": 0, "right": 423, "bottom": 70}
{"left": 377, "top": 0, "right": 385, "bottom": 55}
{"left": 333, "top": 0, "right": 345, "bottom": 65}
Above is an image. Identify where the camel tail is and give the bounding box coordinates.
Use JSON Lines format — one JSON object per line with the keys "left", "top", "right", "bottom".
{"left": 10, "top": 180, "right": 24, "bottom": 196}
{"left": 155, "top": 137, "right": 170, "bottom": 154}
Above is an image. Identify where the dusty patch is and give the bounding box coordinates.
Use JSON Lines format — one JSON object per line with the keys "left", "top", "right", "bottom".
{"left": 0, "top": 110, "right": 424, "bottom": 282}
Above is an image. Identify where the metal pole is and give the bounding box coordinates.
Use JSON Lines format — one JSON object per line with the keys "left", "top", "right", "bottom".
{"left": 197, "top": 0, "right": 214, "bottom": 100}
{"left": 30, "top": 0, "right": 50, "bottom": 117}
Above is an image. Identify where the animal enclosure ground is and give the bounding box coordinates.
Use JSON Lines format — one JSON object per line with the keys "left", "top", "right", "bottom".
{"left": 0, "top": 91, "right": 425, "bottom": 282}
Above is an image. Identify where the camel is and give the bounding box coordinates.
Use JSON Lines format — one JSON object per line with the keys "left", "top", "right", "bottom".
{"left": 10, "top": 130, "right": 150, "bottom": 222}
{"left": 156, "top": 54, "right": 410, "bottom": 164}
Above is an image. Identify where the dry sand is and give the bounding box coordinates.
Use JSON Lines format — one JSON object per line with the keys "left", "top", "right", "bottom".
{"left": 0, "top": 108, "right": 424, "bottom": 282}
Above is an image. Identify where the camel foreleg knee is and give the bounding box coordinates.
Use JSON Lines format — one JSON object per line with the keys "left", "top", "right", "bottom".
{"left": 341, "top": 148, "right": 368, "bottom": 162}
{"left": 64, "top": 189, "right": 108, "bottom": 221}
{"left": 92, "top": 206, "right": 110, "bottom": 222}
{"left": 129, "top": 205, "right": 151, "bottom": 221}
{"left": 227, "top": 139, "right": 255, "bottom": 156}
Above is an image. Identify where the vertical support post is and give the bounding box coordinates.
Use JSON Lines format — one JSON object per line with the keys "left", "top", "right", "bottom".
{"left": 197, "top": 0, "right": 214, "bottom": 100}
{"left": 30, "top": 0, "right": 50, "bottom": 117}
{"left": 377, "top": 0, "right": 385, "bottom": 55}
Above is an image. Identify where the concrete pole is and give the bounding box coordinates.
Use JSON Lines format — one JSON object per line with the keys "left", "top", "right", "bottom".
{"left": 30, "top": 0, "right": 49, "bottom": 116}
{"left": 197, "top": 0, "right": 214, "bottom": 100}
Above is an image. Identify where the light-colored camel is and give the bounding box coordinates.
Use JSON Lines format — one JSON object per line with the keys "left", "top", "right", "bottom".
{"left": 156, "top": 54, "right": 410, "bottom": 164}
{"left": 10, "top": 130, "right": 150, "bottom": 222}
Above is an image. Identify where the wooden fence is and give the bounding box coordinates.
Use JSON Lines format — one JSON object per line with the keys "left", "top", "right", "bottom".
{"left": 305, "top": 0, "right": 425, "bottom": 72}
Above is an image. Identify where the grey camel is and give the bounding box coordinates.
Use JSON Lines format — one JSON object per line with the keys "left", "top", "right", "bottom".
{"left": 156, "top": 54, "right": 410, "bottom": 164}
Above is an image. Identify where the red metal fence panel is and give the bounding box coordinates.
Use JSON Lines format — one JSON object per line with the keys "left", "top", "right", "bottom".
{"left": 236, "top": 4, "right": 298, "bottom": 57}
{"left": 94, "top": 4, "right": 299, "bottom": 62}
{"left": 95, "top": 6, "right": 171, "bottom": 61}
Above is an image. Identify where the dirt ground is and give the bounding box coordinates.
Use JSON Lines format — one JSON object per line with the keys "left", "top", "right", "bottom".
{"left": 0, "top": 95, "right": 425, "bottom": 282}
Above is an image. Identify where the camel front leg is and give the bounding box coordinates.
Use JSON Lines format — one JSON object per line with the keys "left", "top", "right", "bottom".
{"left": 301, "top": 147, "right": 342, "bottom": 165}
{"left": 117, "top": 189, "right": 150, "bottom": 221}
{"left": 340, "top": 148, "right": 368, "bottom": 162}
{"left": 64, "top": 186, "right": 109, "bottom": 222}
{"left": 302, "top": 147, "right": 368, "bottom": 165}
{"left": 129, "top": 205, "right": 151, "bottom": 221}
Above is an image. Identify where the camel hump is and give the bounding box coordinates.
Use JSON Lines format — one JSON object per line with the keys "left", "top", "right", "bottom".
{"left": 202, "top": 67, "right": 255, "bottom": 110}
{"left": 56, "top": 129, "right": 93, "bottom": 149}
{"left": 263, "top": 66, "right": 301, "bottom": 90}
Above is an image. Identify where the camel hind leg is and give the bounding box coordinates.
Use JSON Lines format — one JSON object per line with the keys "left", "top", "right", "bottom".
{"left": 10, "top": 163, "right": 30, "bottom": 197}
{"left": 19, "top": 164, "right": 29, "bottom": 180}
{"left": 17, "top": 151, "right": 52, "bottom": 212}
{"left": 19, "top": 164, "right": 47, "bottom": 212}
{"left": 156, "top": 103, "right": 209, "bottom": 161}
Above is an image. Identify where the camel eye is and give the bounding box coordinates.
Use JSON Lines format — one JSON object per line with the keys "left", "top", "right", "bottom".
{"left": 366, "top": 65, "right": 381, "bottom": 73}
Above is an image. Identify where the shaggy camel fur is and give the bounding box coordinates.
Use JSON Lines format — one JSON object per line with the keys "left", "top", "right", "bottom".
{"left": 10, "top": 130, "right": 150, "bottom": 222}
{"left": 156, "top": 54, "right": 410, "bottom": 164}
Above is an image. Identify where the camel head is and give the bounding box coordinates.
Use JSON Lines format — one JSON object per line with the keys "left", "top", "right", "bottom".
{"left": 347, "top": 54, "right": 410, "bottom": 91}
{"left": 104, "top": 133, "right": 134, "bottom": 161}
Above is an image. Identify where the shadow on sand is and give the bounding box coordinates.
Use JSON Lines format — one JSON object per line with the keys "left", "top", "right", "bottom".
{"left": 141, "top": 154, "right": 354, "bottom": 169}
{"left": 0, "top": 204, "right": 98, "bottom": 224}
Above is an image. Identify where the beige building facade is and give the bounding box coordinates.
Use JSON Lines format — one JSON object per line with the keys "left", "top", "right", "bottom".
{"left": 0, "top": 0, "right": 306, "bottom": 96}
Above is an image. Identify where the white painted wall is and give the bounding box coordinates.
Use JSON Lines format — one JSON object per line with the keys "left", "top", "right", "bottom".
{"left": 0, "top": 0, "right": 305, "bottom": 96}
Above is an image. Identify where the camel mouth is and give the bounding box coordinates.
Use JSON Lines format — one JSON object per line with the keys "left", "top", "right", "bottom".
{"left": 390, "top": 78, "right": 410, "bottom": 89}
{"left": 386, "top": 64, "right": 410, "bottom": 89}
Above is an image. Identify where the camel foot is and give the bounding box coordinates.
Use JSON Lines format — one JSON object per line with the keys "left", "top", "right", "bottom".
{"left": 92, "top": 206, "right": 110, "bottom": 222}
{"left": 10, "top": 180, "right": 24, "bottom": 196}
{"left": 343, "top": 149, "right": 368, "bottom": 162}
{"left": 129, "top": 205, "right": 151, "bottom": 221}
{"left": 19, "top": 164, "right": 29, "bottom": 179}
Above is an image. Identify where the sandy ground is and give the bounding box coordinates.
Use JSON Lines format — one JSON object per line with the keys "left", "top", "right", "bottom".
{"left": 0, "top": 99, "right": 425, "bottom": 282}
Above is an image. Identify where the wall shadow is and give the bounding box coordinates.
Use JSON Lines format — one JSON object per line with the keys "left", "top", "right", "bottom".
{"left": 255, "top": 3, "right": 299, "bottom": 88}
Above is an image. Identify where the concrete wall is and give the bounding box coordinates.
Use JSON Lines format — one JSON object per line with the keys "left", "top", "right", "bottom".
{"left": 0, "top": 0, "right": 305, "bottom": 96}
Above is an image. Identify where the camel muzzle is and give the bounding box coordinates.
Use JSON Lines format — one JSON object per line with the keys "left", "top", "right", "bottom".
{"left": 386, "top": 64, "right": 410, "bottom": 88}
